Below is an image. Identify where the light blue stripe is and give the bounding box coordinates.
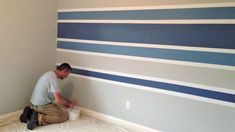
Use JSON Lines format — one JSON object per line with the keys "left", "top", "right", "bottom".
{"left": 57, "top": 41, "right": 235, "bottom": 66}
{"left": 58, "top": 7, "right": 235, "bottom": 20}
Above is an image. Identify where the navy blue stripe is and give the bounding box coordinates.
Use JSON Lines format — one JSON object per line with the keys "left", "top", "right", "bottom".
{"left": 71, "top": 68, "right": 235, "bottom": 103}
{"left": 57, "top": 41, "right": 235, "bottom": 66}
{"left": 58, "top": 23, "right": 235, "bottom": 49}
{"left": 58, "top": 7, "right": 235, "bottom": 20}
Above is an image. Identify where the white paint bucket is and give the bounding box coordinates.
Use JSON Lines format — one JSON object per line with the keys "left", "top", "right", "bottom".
{"left": 68, "top": 107, "right": 80, "bottom": 121}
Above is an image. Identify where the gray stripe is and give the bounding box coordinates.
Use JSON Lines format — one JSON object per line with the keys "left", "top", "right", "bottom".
{"left": 57, "top": 51, "right": 235, "bottom": 90}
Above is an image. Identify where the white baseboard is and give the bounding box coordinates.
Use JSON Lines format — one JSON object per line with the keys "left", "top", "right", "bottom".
{"left": 0, "top": 110, "right": 22, "bottom": 126}
{"left": 80, "top": 107, "right": 161, "bottom": 132}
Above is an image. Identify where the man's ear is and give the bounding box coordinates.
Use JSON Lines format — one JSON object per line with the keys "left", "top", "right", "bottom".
{"left": 61, "top": 70, "right": 65, "bottom": 73}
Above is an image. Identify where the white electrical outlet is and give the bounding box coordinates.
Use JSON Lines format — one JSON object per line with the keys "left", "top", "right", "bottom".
{"left": 125, "top": 101, "right": 131, "bottom": 110}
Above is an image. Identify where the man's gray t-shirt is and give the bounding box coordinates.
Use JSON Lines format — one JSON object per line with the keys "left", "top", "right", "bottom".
{"left": 30, "top": 71, "right": 59, "bottom": 106}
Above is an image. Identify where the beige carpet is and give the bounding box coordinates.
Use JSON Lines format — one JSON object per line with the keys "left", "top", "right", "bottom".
{"left": 0, "top": 114, "right": 133, "bottom": 132}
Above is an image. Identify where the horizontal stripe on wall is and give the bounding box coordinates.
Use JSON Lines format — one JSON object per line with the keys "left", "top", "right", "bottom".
{"left": 58, "top": 7, "right": 235, "bottom": 20}
{"left": 58, "top": 3, "right": 235, "bottom": 12}
{"left": 57, "top": 41, "right": 235, "bottom": 66}
{"left": 57, "top": 38, "right": 235, "bottom": 54}
{"left": 57, "top": 50, "right": 235, "bottom": 90}
{"left": 58, "top": 23, "right": 235, "bottom": 49}
{"left": 70, "top": 67, "right": 235, "bottom": 104}
{"left": 57, "top": 20, "right": 235, "bottom": 24}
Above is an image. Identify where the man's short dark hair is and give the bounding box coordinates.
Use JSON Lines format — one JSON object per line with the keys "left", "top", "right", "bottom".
{"left": 57, "top": 63, "right": 72, "bottom": 71}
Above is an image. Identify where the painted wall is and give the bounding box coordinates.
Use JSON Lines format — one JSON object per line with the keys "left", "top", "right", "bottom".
{"left": 58, "top": 0, "right": 235, "bottom": 8}
{"left": 57, "top": 1, "right": 235, "bottom": 132}
{"left": 0, "top": 0, "right": 57, "bottom": 115}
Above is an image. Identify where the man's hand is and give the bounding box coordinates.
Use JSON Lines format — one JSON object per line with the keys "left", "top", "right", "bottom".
{"left": 54, "top": 92, "right": 77, "bottom": 108}
{"left": 68, "top": 100, "right": 77, "bottom": 108}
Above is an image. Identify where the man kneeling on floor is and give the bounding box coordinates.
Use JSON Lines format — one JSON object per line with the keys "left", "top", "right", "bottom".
{"left": 20, "top": 63, "right": 77, "bottom": 130}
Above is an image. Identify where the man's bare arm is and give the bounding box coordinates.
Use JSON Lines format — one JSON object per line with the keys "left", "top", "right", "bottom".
{"left": 54, "top": 92, "right": 76, "bottom": 108}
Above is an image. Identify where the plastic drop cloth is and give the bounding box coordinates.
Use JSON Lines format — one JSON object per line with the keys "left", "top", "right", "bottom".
{"left": 0, "top": 113, "right": 133, "bottom": 132}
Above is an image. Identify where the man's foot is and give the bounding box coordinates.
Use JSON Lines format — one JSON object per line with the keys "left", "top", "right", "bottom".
{"left": 27, "top": 110, "right": 39, "bottom": 130}
{"left": 20, "top": 106, "right": 33, "bottom": 123}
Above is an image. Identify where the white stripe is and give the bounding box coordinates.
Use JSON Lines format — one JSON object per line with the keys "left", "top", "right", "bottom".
{"left": 57, "top": 38, "right": 235, "bottom": 54}
{"left": 57, "top": 19, "right": 235, "bottom": 24}
{"left": 57, "top": 48, "right": 235, "bottom": 71}
{"left": 70, "top": 74, "right": 235, "bottom": 108}
{"left": 58, "top": 2, "right": 235, "bottom": 12}
{"left": 57, "top": 62, "right": 235, "bottom": 95}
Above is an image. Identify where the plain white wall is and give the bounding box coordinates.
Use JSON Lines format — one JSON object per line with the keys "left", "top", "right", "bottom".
{"left": 0, "top": 0, "right": 57, "bottom": 115}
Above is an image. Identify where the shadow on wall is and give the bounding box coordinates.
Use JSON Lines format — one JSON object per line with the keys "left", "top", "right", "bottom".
{"left": 61, "top": 82, "right": 74, "bottom": 99}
